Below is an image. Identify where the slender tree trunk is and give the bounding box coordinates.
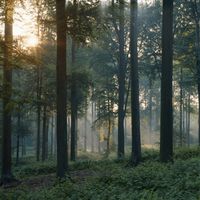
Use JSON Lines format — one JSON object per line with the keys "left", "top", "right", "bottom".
{"left": 106, "top": 99, "right": 111, "bottom": 157}
{"left": 183, "top": 93, "right": 185, "bottom": 145}
{"left": 84, "top": 110, "right": 87, "bottom": 152}
{"left": 51, "top": 115, "right": 54, "bottom": 156}
{"left": 36, "top": 87, "right": 41, "bottom": 161}
{"left": 97, "top": 102, "right": 101, "bottom": 153}
{"left": 106, "top": 117, "right": 111, "bottom": 157}
{"left": 16, "top": 113, "right": 20, "bottom": 165}
{"left": 149, "top": 77, "right": 153, "bottom": 143}
{"left": 56, "top": 0, "right": 68, "bottom": 178}
{"left": 22, "top": 136, "right": 26, "bottom": 157}
{"left": 179, "top": 66, "right": 183, "bottom": 147}
{"left": 36, "top": 0, "right": 42, "bottom": 162}
{"left": 1, "top": 0, "right": 14, "bottom": 184}
{"left": 117, "top": 0, "right": 125, "bottom": 159}
{"left": 192, "top": 2, "right": 200, "bottom": 146}
{"left": 70, "top": 40, "right": 78, "bottom": 161}
{"left": 46, "top": 117, "right": 49, "bottom": 159}
{"left": 42, "top": 105, "right": 47, "bottom": 161}
{"left": 160, "top": 0, "right": 173, "bottom": 162}
{"left": 91, "top": 102, "right": 94, "bottom": 152}
{"left": 187, "top": 93, "right": 191, "bottom": 147}
{"left": 16, "top": 135, "right": 20, "bottom": 165}
{"left": 130, "top": 0, "right": 141, "bottom": 165}
{"left": 98, "top": 132, "right": 101, "bottom": 153}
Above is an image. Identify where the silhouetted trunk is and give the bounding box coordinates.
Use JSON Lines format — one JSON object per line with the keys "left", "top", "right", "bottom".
{"left": 97, "top": 101, "right": 101, "bottom": 153}
{"left": 160, "top": 0, "right": 173, "bottom": 162}
{"left": 183, "top": 94, "right": 185, "bottom": 145}
{"left": 36, "top": 87, "right": 41, "bottom": 161}
{"left": 106, "top": 117, "right": 111, "bottom": 157}
{"left": 98, "top": 132, "right": 101, "bottom": 153}
{"left": 130, "top": 0, "right": 141, "bottom": 165}
{"left": 84, "top": 109, "right": 87, "bottom": 152}
{"left": 91, "top": 102, "right": 94, "bottom": 152}
{"left": 70, "top": 40, "right": 78, "bottom": 161}
{"left": 187, "top": 93, "right": 191, "bottom": 147}
{"left": 16, "top": 113, "right": 20, "bottom": 165}
{"left": 22, "top": 137, "right": 26, "bottom": 157}
{"left": 149, "top": 77, "right": 153, "bottom": 140}
{"left": 1, "top": 0, "right": 14, "bottom": 184}
{"left": 42, "top": 105, "right": 48, "bottom": 161}
{"left": 117, "top": 0, "right": 125, "bottom": 159}
{"left": 179, "top": 66, "right": 183, "bottom": 147}
{"left": 155, "top": 93, "right": 160, "bottom": 130}
{"left": 56, "top": 0, "right": 68, "bottom": 178}
{"left": 50, "top": 115, "right": 54, "bottom": 156}
{"left": 106, "top": 99, "right": 112, "bottom": 157}
{"left": 193, "top": 2, "right": 200, "bottom": 146}
{"left": 36, "top": 0, "right": 42, "bottom": 162}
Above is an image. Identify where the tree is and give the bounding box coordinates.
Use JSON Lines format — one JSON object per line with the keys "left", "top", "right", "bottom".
{"left": 130, "top": 0, "right": 141, "bottom": 165}
{"left": 117, "top": 0, "right": 126, "bottom": 159}
{"left": 160, "top": 0, "right": 173, "bottom": 162}
{"left": 189, "top": 0, "right": 200, "bottom": 146}
{"left": 1, "top": 0, "right": 14, "bottom": 184}
{"left": 56, "top": 0, "right": 68, "bottom": 178}
{"left": 70, "top": 41, "right": 78, "bottom": 161}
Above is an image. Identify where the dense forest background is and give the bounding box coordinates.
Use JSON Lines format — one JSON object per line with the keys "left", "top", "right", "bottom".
{"left": 0, "top": 0, "right": 200, "bottom": 199}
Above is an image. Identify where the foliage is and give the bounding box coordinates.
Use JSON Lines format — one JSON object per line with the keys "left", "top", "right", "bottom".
{"left": 1, "top": 148, "right": 200, "bottom": 199}
{"left": 14, "top": 160, "right": 56, "bottom": 178}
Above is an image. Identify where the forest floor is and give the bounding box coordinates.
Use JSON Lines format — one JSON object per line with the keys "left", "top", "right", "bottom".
{"left": 1, "top": 148, "right": 200, "bottom": 200}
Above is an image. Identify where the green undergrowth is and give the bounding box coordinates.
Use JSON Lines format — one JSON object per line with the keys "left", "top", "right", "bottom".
{"left": 1, "top": 147, "right": 200, "bottom": 200}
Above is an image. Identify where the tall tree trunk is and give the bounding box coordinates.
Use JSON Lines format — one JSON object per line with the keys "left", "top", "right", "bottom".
{"left": 187, "top": 93, "right": 191, "bottom": 147}
{"left": 179, "top": 66, "right": 183, "bottom": 147}
{"left": 91, "top": 101, "right": 94, "bottom": 152}
{"left": 84, "top": 109, "right": 87, "bottom": 152}
{"left": 70, "top": 40, "right": 78, "bottom": 161}
{"left": 192, "top": 1, "right": 200, "bottom": 146}
{"left": 56, "top": 0, "right": 68, "bottom": 178}
{"left": 1, "top": 0, "right": 14, "bottom": 184}
{"left": 35, "top": 0, "right": 43, "bottom": 162}
{"left": 36, "top": 81, "right": 41, "bottom": 161}
{"left": 46, "top": 117, "right": 49, "bottom": 159}
{"left": 106, "top": 116, "right": 111, "bottom": 157}
{"left": 50, "top": 115, "right": 54, "bottom": 156}
{"left": 22, "top": 136, "right": 26, "bottom": 157}
{"left": 106, "top": 99, "right": 111, "bottom": 157}
{"left": 117, "top": 0, "right": 125, "bottom": 159}
{"left": 149, "top": 77, "right": 153, "bottom": 142}
{"left": 160, "top": 0, "right": 173, "bottom": 162}
{"left": 16, "top": 113, "right": 21, "bottom": 165}
{"left": 183, "top": 93, "right": 185, "bottom": 145}
{"left": 130, "top": 0, "right": 141, "bottom": 165}
{"left": 42, "top": 105, "right": 48, "bottom": 161}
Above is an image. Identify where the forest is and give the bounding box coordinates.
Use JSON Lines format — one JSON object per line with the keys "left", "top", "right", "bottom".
{"left": 0, "top": 0, "right": 200, "bottom": 199}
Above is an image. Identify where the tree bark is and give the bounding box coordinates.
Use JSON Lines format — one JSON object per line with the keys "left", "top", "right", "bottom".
{"left": 149, "top": 77, "right": 153, "bottom": 141}
{"left": 70, "top": 40, "right": 78, "bottom": 161}
{"left": 56, "top": 0, "right": 68, "bottom": 178}
{"left": 179, "top": 66, "right": 183, "bottom": 147}
{"left": 50, "top": 115, "right": 54, "bottom": 156}
{"left": 84, "top": 109, "right": 87, "bottom": 152}
{"left": 16, "top": 113, "right": 21, "bottom": 165}
{"left": 42, "top": 105, "right": 48, "bottom": 161}
{"left": 187, "top": 93, "right": 191, "bottom": 147}
{"left": 160, "top": 0, "right": 173, "bottom": 162}
{"left": 117, "top": 0, "right": 125, "bottom": 159}
{"left": 130, "top": 0, "right": 141, "bottom": 165}
{"left": 1, "top": 0, "right": 14, "bottom": 184}
{"left": 192, "top": 1, "right": 200, "bottom": 146}
{"left": 91, "top": 102, "right": 94, "bottom": 152}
